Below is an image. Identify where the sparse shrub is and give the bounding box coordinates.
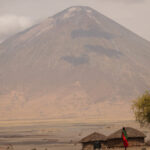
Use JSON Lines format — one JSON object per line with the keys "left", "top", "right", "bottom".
{"left": 132, "top": 91, "right": 150, "bottom": 126}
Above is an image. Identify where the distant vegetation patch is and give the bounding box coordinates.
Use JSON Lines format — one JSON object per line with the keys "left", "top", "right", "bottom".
{"left": 85, "top": 44, "right": 123, "bottom": 58}
{"left": 62, "top": 55, "right": 89, "bottom": 66}
{"left": 71, "top": 28, "right": 113, "bottom": 39}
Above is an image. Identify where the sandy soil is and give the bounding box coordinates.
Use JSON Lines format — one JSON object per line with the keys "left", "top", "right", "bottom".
{"left": 0, "top": 120, "right": 149, "bottom": 150}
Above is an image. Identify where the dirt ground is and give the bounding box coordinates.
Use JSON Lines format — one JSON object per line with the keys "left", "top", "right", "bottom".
{"left": 0, "top": 120, "right": 149, "bottom": 150}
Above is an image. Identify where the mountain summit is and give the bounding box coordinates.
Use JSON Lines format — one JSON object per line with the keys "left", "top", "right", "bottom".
{"left": 0, "top": 6, "right": 150, "bottom": 120}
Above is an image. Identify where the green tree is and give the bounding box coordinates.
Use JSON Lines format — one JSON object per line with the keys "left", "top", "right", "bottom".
{"left": 132, "top": 91, "right": 150, "bottom": 125}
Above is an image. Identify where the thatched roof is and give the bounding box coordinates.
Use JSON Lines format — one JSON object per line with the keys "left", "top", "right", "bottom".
{"left": 107, "top": 127, "right": 146, "bottom": 140}
{"left": 80, "top": 132, "right": 107, "bottom": 143}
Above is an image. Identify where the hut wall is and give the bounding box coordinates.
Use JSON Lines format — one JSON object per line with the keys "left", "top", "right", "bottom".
{"left": 82, "top": 143, "right": 94, "bottom": 150}
{"left": 82, "top": 142, "right": 107, "bottom": 150}
{"left": 107, "top": 139, "right": 123, "bottom": 148}
{"left": 107, "top": 138, "right": 145, "bottom": 148}
{"left": 107, "top": 146, "right": 148, "bottom": 150}
{"left": 128, "top": 138, "right": 145, "bottom": 146}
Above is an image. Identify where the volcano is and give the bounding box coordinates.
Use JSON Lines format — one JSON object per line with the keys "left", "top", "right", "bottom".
{"left": 0, "top": 6, "right": 150, "bottom": 120}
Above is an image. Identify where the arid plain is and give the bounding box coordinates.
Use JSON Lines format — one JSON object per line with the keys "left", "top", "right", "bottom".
{"left": 0, "top": 120, "right": 149, "bottom": 150}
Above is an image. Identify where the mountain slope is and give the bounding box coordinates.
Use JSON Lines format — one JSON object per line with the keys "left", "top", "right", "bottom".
{"left": 0, "top": 6, "right": 150, "bottom": 120}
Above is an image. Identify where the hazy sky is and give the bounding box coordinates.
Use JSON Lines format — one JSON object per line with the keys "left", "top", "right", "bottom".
{"left": 0, "top": 0, "right": 150, "bottom": 42}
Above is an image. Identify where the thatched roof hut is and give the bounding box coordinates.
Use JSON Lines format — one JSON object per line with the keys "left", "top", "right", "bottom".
{"left": 80, "top": 132, "right": 107, "bottom": 143}
{"left": 107, "top": 127, "right": 146, "bottom": 148}
{"left": 80, "top": 132, "right": 107, "bottom": 150}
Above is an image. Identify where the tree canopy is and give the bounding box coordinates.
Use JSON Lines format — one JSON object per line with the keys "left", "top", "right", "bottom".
{"left": 132, "top": 91, "right": 150, "bottom": 125}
